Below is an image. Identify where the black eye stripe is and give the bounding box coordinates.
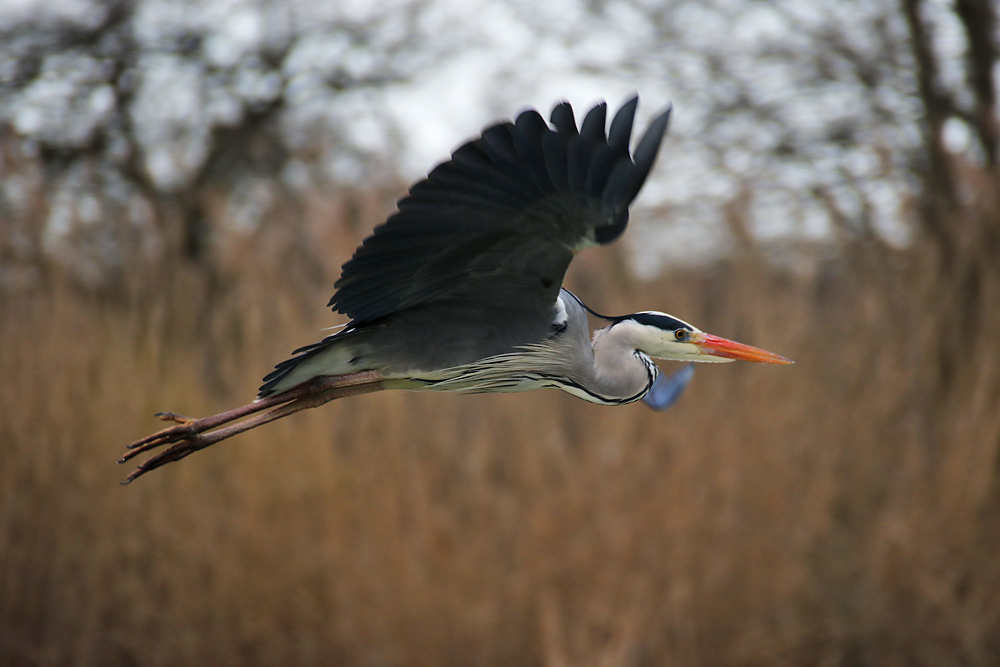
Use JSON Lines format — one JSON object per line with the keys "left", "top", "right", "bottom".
{"left": 616, "top": 312, "right": 691, "bottom": 331}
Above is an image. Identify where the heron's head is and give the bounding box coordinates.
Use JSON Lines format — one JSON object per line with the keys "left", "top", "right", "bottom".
{"left": 608, "top": 311, "right": 793, "bottom": 364}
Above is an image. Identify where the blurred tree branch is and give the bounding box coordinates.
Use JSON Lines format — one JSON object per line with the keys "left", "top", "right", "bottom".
{"left": 954, "top": 0, "right": 999, "bottom": 167}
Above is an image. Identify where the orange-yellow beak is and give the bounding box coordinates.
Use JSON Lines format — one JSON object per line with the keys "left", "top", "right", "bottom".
{"left": 690, "top": 332, "right": 793, "bottom": 364}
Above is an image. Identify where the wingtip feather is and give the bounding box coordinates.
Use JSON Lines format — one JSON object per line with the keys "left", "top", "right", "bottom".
{"left": 549, "top": 101, "right": 578, "bottom": 137}
{"left": 608, "top": 95, "right": 639, "bottom": 153}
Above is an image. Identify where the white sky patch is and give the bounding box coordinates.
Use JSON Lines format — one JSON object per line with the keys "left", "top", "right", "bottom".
{"left": 203, "top": 6, "right": 266, "bottom": 67}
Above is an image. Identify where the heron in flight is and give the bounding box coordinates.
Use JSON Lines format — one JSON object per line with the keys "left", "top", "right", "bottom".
{"left": 121, "top": 96, "right": 791, "bottom": 483}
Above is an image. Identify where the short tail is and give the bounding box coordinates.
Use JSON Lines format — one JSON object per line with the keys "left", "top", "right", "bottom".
{"left": 258, "top": 327, "right": 368, "bottom": 398}
{"left": 258, "top": 340, "right": 331, "bottom": 398}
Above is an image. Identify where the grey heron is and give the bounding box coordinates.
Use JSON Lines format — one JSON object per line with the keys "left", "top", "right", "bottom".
{"left": 121, "top": 96, "right": 791, "bottom": 483}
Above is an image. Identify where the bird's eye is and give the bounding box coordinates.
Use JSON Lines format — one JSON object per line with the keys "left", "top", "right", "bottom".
{"left": 674, "top": 329, "right": 689, "bottom": 341}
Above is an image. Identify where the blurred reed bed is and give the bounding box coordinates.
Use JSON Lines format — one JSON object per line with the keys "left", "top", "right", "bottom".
{"left": 1, "top": 217, "right": 998, "bottom": 665}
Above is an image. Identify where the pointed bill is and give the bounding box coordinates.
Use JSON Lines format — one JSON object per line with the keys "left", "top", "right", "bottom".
{"left": 691, "top": 332, "right": 793, "bottom": 364}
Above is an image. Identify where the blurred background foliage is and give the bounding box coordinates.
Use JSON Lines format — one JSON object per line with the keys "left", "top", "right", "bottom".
{"left": 2, "top": 0, "right": 999, "bottom": 664}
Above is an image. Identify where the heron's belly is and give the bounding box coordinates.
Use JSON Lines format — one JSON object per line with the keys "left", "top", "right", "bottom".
{"left": 391, "top": 368, "right": 555, "bottom": 395}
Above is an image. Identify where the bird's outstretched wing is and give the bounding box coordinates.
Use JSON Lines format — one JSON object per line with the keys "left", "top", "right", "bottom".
{"left": 329, "top": 96, "right": 672, "bottom": 324}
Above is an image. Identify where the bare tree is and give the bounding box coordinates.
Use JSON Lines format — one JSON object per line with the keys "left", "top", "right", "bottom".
{"left": 0, "top": 0, "right": 453, "bottom": 288}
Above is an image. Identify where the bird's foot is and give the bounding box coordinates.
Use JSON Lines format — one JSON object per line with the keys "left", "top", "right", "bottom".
{"left": 119, "top": 371, "right": 388, "bottom": 484}
{"left": 120, "top": 413, "right": 204, "bottom": 461}
{"left": 119, "top": 432, "right": 214, "bottom": 484}
{"left": 118, "top": 411, "right": 228, "bottom": 484}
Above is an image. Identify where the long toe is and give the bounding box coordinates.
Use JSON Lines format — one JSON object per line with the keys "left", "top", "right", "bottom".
{"left": 122, "top": 439, "right": 203, "bottom": 484}
{"left": 125, "top": 424, "right": 193, "bottom": 452}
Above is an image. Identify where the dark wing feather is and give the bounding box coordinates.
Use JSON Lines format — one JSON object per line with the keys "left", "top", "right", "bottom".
{"left": 329, "top": 96, "right": 673, "bottom": 324}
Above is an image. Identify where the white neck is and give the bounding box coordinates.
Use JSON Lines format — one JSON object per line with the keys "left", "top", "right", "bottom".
{"left": 575, "top": 322, "right": 658, "bottom": 405}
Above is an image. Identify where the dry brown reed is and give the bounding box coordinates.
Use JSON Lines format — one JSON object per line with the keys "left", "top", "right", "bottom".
{"left": 1, "top": 210, "right": 999, "bottom": 665}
